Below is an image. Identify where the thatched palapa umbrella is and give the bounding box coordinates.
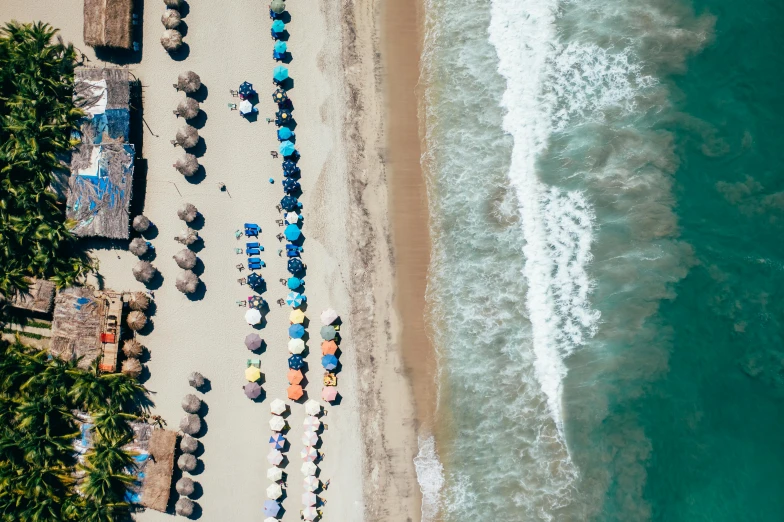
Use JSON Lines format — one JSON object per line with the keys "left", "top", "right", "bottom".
{"left": 179, "top": 414, "right": 201, "bottom": 436}
{"left": 188, "top": 372, "right": 205, "bottom": 389}
{"left": 126, "top": 311, "right": 148, "bottom": 331}
{"left": 122, "top": 339, "right": 144, "bottom": 358}
{"left": 175, "top": 227, "right": 199, "bottom": 246}
{"left": 121, "top": 358, "right": 142, "bottom": 378}
{"left": 174, "top": 249, "right": 197, "bottom": 270}
{"left": 132, "top": 215, "right": 151, "bottom": 232}
{"left": 176, "top": 270, "right": 200, "bottom": 294}
{"left": 177, "top": 203, "right": 199, "bottom": 222}
{"left": 162, "top": 9, "right": 181, "bottom": 29}
{"left": 180, "top": 434, "right": 199, "bottom": 454}
{"left": 128, "top": 238, "right": 148, "bottom": 257}
{"left": 172, "top": 125, "right": 199, "bottom": 149}
{"left": 132, "top": 260, "right": 157, "bottom": 283}
{"left": 176, "top": 477, "right": 195, "bottom": 496}
{"left": 175, "top": 71, "right": 202, "bottom": 93}
{"left": 182, "top": 394, "right": 202, "bottom": 414}
{"left": 128, "top": 291, "right": 150, "bottom": 311}
{"left": 174, "top": 97, "right": 200, "bottom": 119}
{"left": 174, "top": 153, "right": 199, "bottom": 177}
{"left": 164, "top": 0, "right": 182, "bottom": 8}
{"left": 161, "top": 29, "right": 183, "bottom": 52}
{"left": 178, "top": 453, "right": 197, "bottom": 472}
{"left": 175, "top": 497, "right": 194, "bottom": 517}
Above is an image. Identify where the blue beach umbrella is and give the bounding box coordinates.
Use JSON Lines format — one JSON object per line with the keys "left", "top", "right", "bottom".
{"left": 288, "top": 324, "right": 305, "bottom": 339}
{"left": 284, "top": 224, "right": 301, "bottom": 241}
{"left": 271, "top": 20, "right": 285, "bottom": 33}
{"left": 281, "top": 195, "right": 299, "bottom": 211}
{"left": 269, "top": 434, "right": 285, "bottom": 450}
{"left": 239, "top": 81, "right": 254, "bottom": 97}
{"left": 287, "top": 277, "right": 302, "bottom": 290}
{"left": 263, "top": 500, "right": 281, "bottom": 517}
{"left": 288, "top": 355, "right": 304, "bottom": 370}
{"left": 279, "top": 140, "right": 296, "bottom": 157}
{"left": 322, "top": 354, "right": 338, "bottom": 371}
{"left": 247, "top": 272, "right": 263, "bottom": 289}
{"left": 285, "top": 291, "right": 305, "bottom": 307}
{"left": 274, "top": 41, "right": 287, "bottom": 54}
{"left": 277, "top": 127, "right": 293, "bottom": 140}
{"left": 287, "top": 258, "right": 304, "bottom": 274}
{"left": 282, "top": 160, "right": 299, "bottom": 177}
{"left": 282, "top": 178, "right": 300, "bottom": 194}
{"left": 273, "top": 66, "right": 289, "bottom": 83}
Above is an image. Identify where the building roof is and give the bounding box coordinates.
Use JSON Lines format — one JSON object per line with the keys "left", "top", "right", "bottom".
{"left": 83, "top": 0, "right": 135, "bottom": 50}
{"left": 139, "top": 429, "right": 177, "bottom": 512}
{"left": 50, "top": 287, "right": 104, "bottom": 369}
{"left": 8, "top": 278, "right": 56, "bottom": 314}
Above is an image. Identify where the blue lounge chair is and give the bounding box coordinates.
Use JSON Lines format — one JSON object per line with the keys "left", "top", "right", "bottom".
{"left": 247, "top": 248, "right": 261, "bottom": 255}
{"left": 246, "top": 242, "right": 259, "bottom": 248}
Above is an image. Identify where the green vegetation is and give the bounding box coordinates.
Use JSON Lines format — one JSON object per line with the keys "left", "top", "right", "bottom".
{"left": 0, "top": 21, "right": 93, "bottom": 296}
{"left": 1, "top": 328, "right": 46, "bottom": 339}
{"left": 0, "top": 340, "right": 150, "bottom": 521}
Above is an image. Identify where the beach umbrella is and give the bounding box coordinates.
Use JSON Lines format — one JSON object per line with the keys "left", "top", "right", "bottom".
{"left": 267, "top": 449, "right": 283, "bottom": 466}
{"left": 300, "top": 461, "right": 317, "bottom": 476}
{"left": 266, "top": 483, "right": 283, "bottom": 500}
{"left": 180, "top": 434, "right": 198, "bottom": 454}
{"left": 284, "top": 224, "right": 301, "bottom": 241}
{"left": 274, "top": 40, "right": 288, "bottom": 54}
{"left": 164, "top": 0, "right": 182, "bottom": 9}
{"left": 277, "top": 126, "right": 293, "bottom": 140}
{"left": 177, "top": 202, "right": 199, "bottom": 222}
{"left": 248, "top": 295, "right": 265, "bottom": 310}
{"left": 132, "top": 214, "right": 151, "bottom": 232}
{"left": 320, "top": 325, "right": 337, "bottom": 341}
{"left": 288, "top": 355, "right": 304, "bottom": 370}
{"left": 285, "top": 212, "right": 301, "bottom": 225}
{"left": 279, "top": 140, "right": 296, "bottom": 157}
{"left": 175, "top": 71, "right": 202, "bottom": 93}
{"left": 285, "top": 291, "right": 305, "bottom": 307}
{"left": 239, "top": 99, "right": 254, "bottom": 115}
{"left": 188, "top": 371, "right": 205, "bottom": 389}
{"left": 302, "top": 506, "right": 318, "bottom": 521}
{"left": 288, "top": 258, "right": 305, "bottom": 275}
{"left": 273, "top": 88, "right": 288, "bottom": 104}
{"left": 288, "top": 324, "right": 305, "bottom": 339}
{"left": 174, "top": 249, "right": 197, "bottom": 270}
{"left": 276, "top": 108, "right": 292, "bottom": 123}
{"left": 305, "top": 399, "right": 321, "bottom": 416}
{"left": 132, "top": 260, "right": 157, "bottom": 284}
{"left": 247, "top": 272, "right": 263, "bottom": 289}
{"left": 179, "top": 414, "right": 201, "bottom": 436}
{"left": 282, "top": 159, "right": 298, "bottom": 174}
{"left": 245, "top": 308, "right": 262, "bottom": 325}
{"left": 270, "top": 398, "right": 287, "bottom": 415}
{"left": 302, "top": 431, "right": 318, "bottom": 447}
{"left": 301, "top": 446, "right": 317, "bottom": 463}
{"left": 322, "top": 354, "right": 338, "bottom": 371}
{"left": 175, "top": 498, "right": 194, "bottom": 517}
{"left": 245, "top": 333, "right": 262, "bottom": 351}
{"left": 322, "top": 386, "right": 338, "bottom": 402}
{"left": 264, "top": 518, "right": 278, "bottom": 522}
{"left": 271, "top": 20, "right": 286, "bottom": 33}
{"left": 287, "top": 384, "right": 304, "bottom": 400}
{"left": 174, "top": 97, "right": 200, "bottom": 119}
{"left": 176, "top": 270, "right": 200, "bottom": 294}
{"left": 245, "top": 366, "right": 261, "bottom": 382}
{"left": 267, "top": 466, "right": 283, "bottom": 481}
{"left": 162, "top": 9, "right": 181, "bottom": 29}
{"left": 263, "top": 500, "right": 281, "bottom": 518}
{"left": 287, "top": 369, "right": 304, "bottom": 384}
{"left": 174, "top": 153, "right": 199, "bottom": 176}
{"left": 122, "top": 339, "right": 143, "bottom": 358}
{"left": 128, "top": 291, "right": 150, "bottom": 311}
{"left": 282, "top": 178, "right": 301, "bottom": 194}
{"left": 269, "top": 415, "right": 286, "bottom": 432}
{"left": 320, "top": 308, "right": 339, "bottom": 325}
{"left": 174, "top": 125, "right": 199, "bottom": 149}
{"left": 121, "top": 358, "right": 142, "bottom": 378}
{"left": 129, "top": 237, "right": 148, "bottom": 257}
{"left": 181, "top": 393, "right": 201, "bottom": 414}
{"left": 269, "top": 433, "right": 285, "bottom": 450}
{"left": 288, "top": 338, "right": 305, "bottom": 354}
{"left": 290, "top": 309, "right": 306, "bottom": 324}
{"left": 270, "top": 0, "right": 286, "bottom": 14}
{"left": 302, "top": 491, "right": 317, "bottom": 506}
{"left": 321, "top": 340, "right": 338, "bottom": 356}
{"left": 178, "top": 453, "right": 197, "bottom": 472}
{"left": 239, "top": 81, "right": 254, "bottom": 97}
{"left": 244, "top": 382, "right": 262, "bottom": 399}
{"left": 161, "top": 29, "right": 183, "bottom": 52}
{"left": 287, "top": 277, "right": 302, "bottom": 290}
{"left": 303, "top": 475, "right": 319, "bottom": 492}
{"left": 281, "top": 195, "right": 299, "bottom": 212}
{"left": 303, "top": 415, "right": 320, "bottom": 431}
{"left": 273, "top": 66, "right": 289, "bottom": 83}
{"left": 126, "top": 310, "right": 147, "bottom": 331}
{"left": 175, "top": 477, "right": 194, "bottom": 496}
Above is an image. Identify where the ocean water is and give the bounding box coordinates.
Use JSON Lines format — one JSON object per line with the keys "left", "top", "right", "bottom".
{"left": 418, "top": 0, "right": 784, "bottom": 519}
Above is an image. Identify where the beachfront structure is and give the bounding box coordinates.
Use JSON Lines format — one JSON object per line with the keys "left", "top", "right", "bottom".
{"left": 67, "top": 68, "right": 136, "bottom": 239}
{"left": 4, "top": 278, "right": 56, "bottom": 315}
{"left": 83, "top": 0, "right": 135, "bottom": 50}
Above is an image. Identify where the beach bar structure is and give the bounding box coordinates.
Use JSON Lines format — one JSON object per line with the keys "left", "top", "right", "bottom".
{"left": 138, "top": 429, "right": 177, "bottom": 511}
{"left": 67, "top": 68, "right": 135, "bottom": 239}
{"left": 4, "top": 278, "right": 56, "bottom": 315}
{"left": 83, "top": 0, "right": 135, "bottom": 49}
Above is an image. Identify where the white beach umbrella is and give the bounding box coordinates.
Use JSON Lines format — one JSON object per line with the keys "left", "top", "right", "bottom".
{"left": 245, "top": 308, "right": 262, "bottom": 325}
{"left": 265, "top": 518, "right": 278, "bottom": 522}
{"left": 300, "top": 461, "right": 317, "bottom": 476}
{"left": 270, "top": 398, "right": 287, "bottom": 415}
{"left": 267, "top": 467, "right": 283, "bottom": 481}
{"left": 304, "top": 399, "right": 321, "bottom": 416}
{"left": 303, "top": 416, "right": 321, "bottom": 432}
{"left": 301, "top": 431, "right": 318, "bottom": 447}
{"left": 301, "top": 446, "right": 318, "bottom": 462}
{"left": 302, "top": 491, "right": 317, "bottom": 506}
{"left": 266, "top": 483, "right": 283, "bottom": 499}
{"left": 288, "top": 338, "right": 305, "bottom": 354}
{"left": 303, "top": 506, "right": 318, "bottom": 521}
{"left": 303, "top": 475, "right": 320, "bottom": 492}
{"left": 269, "top": 416, "right": 286, "bottom": 432}
{"left": 320, "top": 308, "right": 339, "bottom": 325}
{"left": 285, "top": 212, "right": 300, "bottom": 225}
{"left": 267, "top": 449, "right": 284, "bottom": 466}
{"left": 239, "top": 99, "right": 253, "bottom": 115}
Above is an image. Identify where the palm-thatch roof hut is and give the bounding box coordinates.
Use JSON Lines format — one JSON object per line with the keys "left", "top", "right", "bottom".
{"left": 181, "top": 394, "right": 202, "bottom": 414}
{"left": 188, "top": 372, "right": 205, "bottom": 389}
{"left": 126, "top": 310, "right": 147, "bottom": 331}
{"left": 140, "top": 429, "right": 177, "bottom": 512}
{"left": 121, "top": 358, "right": 142, "bottom": 378}
{"left": 6, "top": 278, "right": 56, "bottom": 314}
{"left": 161, "top": 9, "right": 181, "bottom": 29}
{"left": 174, "top": 154, "right": 199, "bottom": 177}
{"left": 179, "top": 414, "right": 201, "bottom": 436}
{"left": 172, "top": 125, "right": 199, "bottom": 149}
{"left": 83, "top": 0, "right": 134, "bottom": 50}
{"left": 174, "top": 97, "right": 200, "bottom": 119}
{"left": 164, "top": 0, "right": 182, "bottom": 8}
{"left": 175, "top": 227, "right": 199, "bottom": 246}
{"left": 132, "top": 215, "right": 151, "bottom": 232}
{"left": 177, "top": 453, "right": 197, "bottom": 472}
{"left": 176, "top": 477, "right": 195, "bottom": 496}
{"left": 175, "top": 497, "right": 195, "bottom": 517}
{"left": 173, "top": 249, "right": 197, "bottom": 270}
{"left": 122, "top": 339, "right": 144, "bottom": 357}
{"left": 180, "top": 434, "right": 198, "bottom": 454}
{"left": 175, "top": 270, "right": 200, "bottom": 294}
{"left": 132, "top": 260, "right": 157, "bottom": 283}
{"left": 177, "top": 203, "right": 199, "bottom": 222}
{"left": 128, "top": 291, "right": 150, "bottom": 311}
{"left": 161, "top": 29, "right": 183, "bottom": 52}
{"left": 174, "top": 71, "right": 201, "bottom": 93}
{"left": 129, "top": 237, "right": 148, "bottom": 257}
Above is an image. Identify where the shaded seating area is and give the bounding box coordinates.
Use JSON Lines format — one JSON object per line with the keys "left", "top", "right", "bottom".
{"left": 83, "top": 0, "right": 135, "bottom": 50}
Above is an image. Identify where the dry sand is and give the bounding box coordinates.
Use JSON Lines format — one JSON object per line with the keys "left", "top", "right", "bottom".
{"left": 0, "top": 0, "right": 422, "bottom": 520}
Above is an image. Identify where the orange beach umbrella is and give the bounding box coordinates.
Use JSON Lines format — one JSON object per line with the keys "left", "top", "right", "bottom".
{"left": 321, "top": 340, "right": 338, "bottom": 356}
{"left": 287, "top": 369, "right": 304, "bottom": 385}
{"left": 287, "top": 384, "right": 304, "bottom": 400}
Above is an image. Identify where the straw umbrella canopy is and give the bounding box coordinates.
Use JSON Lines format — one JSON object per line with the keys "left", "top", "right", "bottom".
{"left": 173, "top": 125, "right": 199, "bottom": 148}
{"left": 181, "top": 394, "right": 202, "bottom": 414}
{"left": 178, "top": 453, "right": 197, "bottom": 472}
{"left": 303, "top": 475, "right": 319, "bottom": 492}
{"left": 267, "top": 450, "right": 283, "bottom": 466}
{"left": 174, "top": 97, "right": 200, "bottom": 119}
{"left": 175, "top": 498, "right": 194, "bottom": 517}
{"left": 128, "top": 291, "right": 150, "bottom": 311}
{"left": 132, "top": 261, "right": 156, "bottom": 284}
{"left": 174, "top": 153, "right": 199, "bottom": 176}
{"left": 121, "top": 358, "right": 142, "bottom": 378}
{"left": 176, "top": 270, "right": 200, "bottom": 294}
{"left": 270, "top": 398, "right": 287, "bottom": 415}
{"left": 179, "top": 414, "right": 201, "bottom": 436}
{"left": 161, "top": 29, "right": 183, "bottom": 52}
{"left": 126, "top": 311, "right": 147, "bottom": 331}
{"left": 175, "top": 71, "right": 202, "bottom": 93}
{"left": 132, "top": 215, "right": 151, "bottom": 232}
{"left": 304, "top": 400, "right": 321, "bottom": 416}
{"left": 177, "top": 202, "right": 199, "bottom": 222}
{"left": 244, "top": 382, "right": 262, "bottom": 399}
{"left": 300, "top": 461, "right": 317, "bottom": 476}
{"left": 302, "top": 491, "right": 317, "bottom": 506}
{"left": 270, "top": 0, "right": 286, "bottom": 14}
{"left": 162, "top": 9, "right": 181, "bottom": 29}
{"left": 267, "top": 466, "right": 283, "bottom": 481}
{"left": 288, "top": 338, "right": 305, "bottom": 354}
{"left": 269, "top": 416, "right": 286, "bottom": 432}
{"left": 129, "top": 237, "right": 148, "bottom": 257}
{"left": 287, "top": 384, "right": 303, "bottom": 401}
{"left": 180, "top": 434, "right": 199, "bottom": 454}
{"left": 288, "top": 369, "right": 304, "bottom": 385}
{"left": 176, "top": 477, "right": 194, "bottom": 496}
{"left": 266, "top": 483, "right": 283, "bottom": 500}
{"left": 320, "top": 308, "right": 339, "bottom": 325}
{"left": 245, "top": 333, "right": 263, "bottom": 351}
{"left": 173, "top": 249, "right": 197, "bottom": 270}
{"left": 176, "top": 227, "right": 200, "bottom": 246}
{"left": 121, "top": 339, "right": 143, "bottom": 358}
{"left": 164, "top": 0, "right": 182, "bottom": 8}
{"left": 188, "top": 372, "right": 205, "bottom": 389}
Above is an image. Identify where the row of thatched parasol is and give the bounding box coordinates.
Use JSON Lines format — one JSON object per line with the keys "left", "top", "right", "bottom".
{"left": 177, "top": 367, "right": 205, "bottom": 516}
{"left": 162, "top": 0, "right": 186, "bottom": 56}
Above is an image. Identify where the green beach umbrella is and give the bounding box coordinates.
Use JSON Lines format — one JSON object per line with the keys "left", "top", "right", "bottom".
{"left": 320, "top": 325, "right": 336, "bottom": 341}
{"left": 272, "top": 20, "right": 285, "bottom": 33}
{"left": 274, "top": 41, "right": 287, "bottom": 54}
{"left": 270, "top": 0, "right": 286, "bottom": 14}
{"left": 273, "top": 66, "right": 289, "bottom": 83}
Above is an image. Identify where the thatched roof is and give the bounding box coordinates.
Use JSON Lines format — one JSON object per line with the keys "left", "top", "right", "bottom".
{"left": 84, "top": 0, "right": 135, "bottom": 50}
{"left": 128, "top": 291, "right": 150, "bottom": 311}
{"left": 121, "top": 357, "right": 142, "bottom": 378}
{"left": 174, "top": 154, "right": 199, "bottom": 176}
{"left": 177, "top": 203, "right": 199, "bottom": 222}
{"left": 178, "top": 453, "right": 197, "bottom": 472}
{"left": 181, "top": 394, "right": 201, "bottom": 414}
{"left": 175, "top": 497, "right": 195, "bottom": 516}
{"left": 132, "top": 215, "right": 151, "bottom": 232}
{"left": 174, "top": 97, "right": 200, "bottom": 119}
{"left": 8, "top": 278, "right": 56, "bottom": 314}
{"left": 175, "top": 71, "right": 201, "bottom": 93}
{"left": 175, "top": 227, "right": 199, "bottom": 246}
{"left": 179, "top": 414, "right": 201, "bottom": 436}
{"left": 50, "top": 287, "right": 104, "bottom": 369}
{"left": 188, "top": 372, "right": 205, "bottom": 389}
{"left": 129, "top": 237, "right": 148, "bottom": 256}
{"left": 175, "top": 270, "right": 199, "bottom": 294}
{"left": 140, "top": 429, "right": 177, "bottom": 512}
{"left": 161, "top": 29, "right": 183, "bottom": 52}
{"left": 174, "top": 249, "right": 197, "bottom": 270}
{"left": 164, "top": 0, "right": 182, "bottom": 8}
{"left": 161, "top": 9, "right": 181, "bottom": 29}
{"left": 173, "top": 126, "right": 199, "bottom": 149}
{"left": 176, "top": 477, "right": 195, "bottom": 496}
{"left": 180, "top": 434, "right": 198, "bottom": 454}
{"left": 132, "top": 260, "right": 156, "bottom": 283}
{"left": 122, "top": 338, "right": 143, "bottom": 357}
{"left": 126, "top": 310, "right": 147, "bottom": 331}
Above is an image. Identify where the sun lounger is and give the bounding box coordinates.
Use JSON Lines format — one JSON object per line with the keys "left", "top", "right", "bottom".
{"left": 247, "top": 248, "right": 261, "bottom": 255}
{"left": 246, "top": 242, "right": 260, "bottom": 248}
{"left": 247, "top": 359, "right": 261, "bottom": 368}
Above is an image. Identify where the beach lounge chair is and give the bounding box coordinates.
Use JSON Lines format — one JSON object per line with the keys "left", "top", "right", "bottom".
{"left": 244, "top": 223, "right": 260, "bottom": 232}
{"left": 238, "top": 278, "right": 246, "bottom": 285}
{"left": 236, "top": 300, "right": 246, "bottom": 307}
{"left": 235, "top": 229, "right": 242, "bottom": 239}
{"left": 276, "top": 204, "right": 283, "bottom": 213}
{"left": 276, "top": 219, "right": 285, "bottom": 226}
{"left": 228, "top": 103, "right": 237, "bottom": 110}
{"left": 277, "top": 299, "right": 285, "bottom": 307}
{"left": 277, "top": 233, "right": 285, "bottom": 242}
{"left": 236, "top": 263, "right": 245, "bottom": 271}
{"left": 247, "top": 359, "right": 261, "bottom": 368}
{"left": 270, "top": 151, "right": 279, "bottom": 158}
{"left": 247, "top": 248, "right": 261, "bottom": 255}
{"left": 286, "top": 250, "right": 300, "bottom": 258}
{"left": 229, "top": 89, "right": 239, "bottom": 97}
{"left": 235, "top": 247, "right": 243, "bottom": 254}
{"left": 246, "top": 242, "right": 260, "bottom": 248}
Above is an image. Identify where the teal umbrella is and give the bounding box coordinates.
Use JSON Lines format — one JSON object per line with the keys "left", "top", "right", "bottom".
{"left": 274, "top": 41, "right": 287, "bottom": 54}
{"left": 273, "top": 66, "right": 289, "bottom": 83}
{"left": 287, "top": 277, "right": 301, "bottom": 290}
{"left": 279, "top": 140, "right": 296, "bottom": 156}
{"left": 272, "top": 20, "right": 285, "bottom": 33}
{"left": 284, "top": 224, "right": 301, "bottom": 241}
{"left": 277, "top": 127, "right": 293, "bottom": 140}
{"left": 320, "top": 325, "right": 336, "bottom": 341}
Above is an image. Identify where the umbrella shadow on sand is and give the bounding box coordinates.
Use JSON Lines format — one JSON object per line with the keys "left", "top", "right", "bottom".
{"left": 186, "top": 281, "right": 207, "bottom": 302}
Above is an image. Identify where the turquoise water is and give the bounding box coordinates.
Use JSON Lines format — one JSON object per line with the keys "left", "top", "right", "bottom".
{"left": 417, "top": 0, "right": 784, "bottom": 519}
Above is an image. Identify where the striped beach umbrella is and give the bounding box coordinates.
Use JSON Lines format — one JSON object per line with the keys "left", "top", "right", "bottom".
{"left": 269, "top": 434, "right": 285, "bottom": 450}
{"left": 301, "top": 446, "right": 318, "bottom": 462}
{"left": 267, "top": 450, "right": 283, "bottom": 466}
{"left": 286, "top": 291, "right": 305, "bottom": 307}
{"left": 303, "top": 475, "right": 319, "bottom": 492}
